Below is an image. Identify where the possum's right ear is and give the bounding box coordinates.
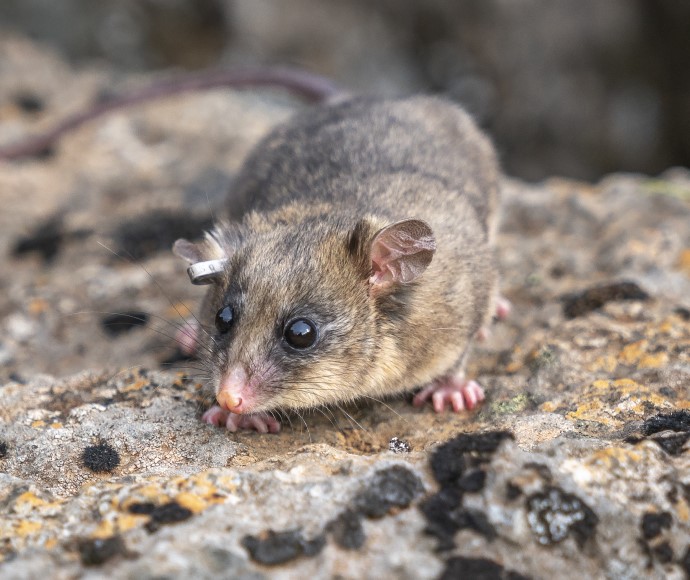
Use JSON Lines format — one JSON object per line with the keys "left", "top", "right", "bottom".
{"left": 173, "top": 234, "right": 228, "bottom": 285}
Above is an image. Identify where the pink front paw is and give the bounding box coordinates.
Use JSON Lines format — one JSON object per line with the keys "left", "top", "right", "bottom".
{"left": 494, "top": 296, "right": 512, "bottom": 321}
{"left": 175, "top": 320, "right": 199, "bottom": 356}
{"left": 413, "top": 377, "right": 485, "bottom": 413}
{"left": 202, "top": 405, "right": 281, "bottom": 433}
{"left": 477, "top": 296, "right": 512, "bottom": 342}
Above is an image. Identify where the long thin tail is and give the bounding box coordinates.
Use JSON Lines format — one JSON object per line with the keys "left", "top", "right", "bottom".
{"left": 0, "top": 66, "right": 343, "bottom": 161}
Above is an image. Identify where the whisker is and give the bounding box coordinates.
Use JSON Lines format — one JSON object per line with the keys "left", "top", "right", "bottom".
{"left": 95, "top": 239, "right": 216, "bottom": 347}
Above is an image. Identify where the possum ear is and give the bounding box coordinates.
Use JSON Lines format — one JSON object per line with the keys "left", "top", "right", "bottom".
{"left": 173, "top": 234, "right": 227, "bottom": 285}
{"left": 369, "top": 219, "right": 436, "bottom": 286}
{"left": 172, "top": 239, "right": 207, "bottom": 264}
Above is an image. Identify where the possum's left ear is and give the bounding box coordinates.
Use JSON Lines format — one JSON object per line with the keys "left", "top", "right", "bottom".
{"left": 368, "top": 219, "right": 436, "bottom": 286}
{"left": 173, "top": 233, "right": 227, "bottom": 285}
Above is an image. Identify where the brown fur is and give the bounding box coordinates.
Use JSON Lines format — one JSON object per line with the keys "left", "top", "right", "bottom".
{"left": 183, "top": 95, "right": 500, "bottom": 413}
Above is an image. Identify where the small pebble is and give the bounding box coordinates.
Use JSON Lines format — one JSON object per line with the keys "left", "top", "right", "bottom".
{"left": 388, "top": 437, "right": 411, "bottom": 453}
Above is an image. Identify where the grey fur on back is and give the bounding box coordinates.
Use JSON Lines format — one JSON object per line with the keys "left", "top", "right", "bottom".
{"left": 227, "top": 96, "right": 499, "bottom": 238}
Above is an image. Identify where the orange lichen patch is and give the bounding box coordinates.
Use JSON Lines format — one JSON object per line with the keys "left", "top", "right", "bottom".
{"left": 578, "top": 446, "right": 649, "bottom": 480}
{"left": 30, "top": 420, "right": 46, "bottom": 428}
{"left": 658, "top": 320, "right": 675, "bottom": 334}
{"left": 91, "top": 519, "right": 116, "bottom": 539}
{"left": 44, "top": 537, "right": 58, "bottom": 550}
{"left": 49, "top": 422, "right": 63, "bottom": 429}
{"left": 503, "top": 346, "right": 524, "bottom": 373}
{"left": 27, "top": 298, "right": 49, "bottom": 315}
{"left": 618, "top": 340, "right": 648, "bottom": 365}
{"left": 15, "top": 520, "right": 42, "bottom": 537}
{"left": 122, "top": 379, "right": 148, "bottom": 393}
{"left": 541, "top": 401, "right": 559, "bottom": 413}
{"left": 566, "top": 378, "right": 675, "bottom": 428}
{"left": 566, "top": 401, "right": 607, "bottom": 424}
{"left": 676, "top": 248, "right": 690, "bottom": 274}
{"left": 588, "top": 355, "right": 617, "bottom": 373}
{"left": 15, "top": 491, "right": 50, "bottom": 510}
{"left": 172, "top": 472, "right": 233, "bottom": 506}
{"left": 119, "top": 484, "right": 170, "bottom": 507}
{"left": 591, "top": 379, "right": 611, "bottom": 391}
{"left": 504, "top": 358, "right": 524, "bottom": 373}
{"left": 638, "top": 352, "right": 669, "bottom": 369}
{"left": 91, "top": 512, "right": 144, "bottom": 539}
{"left": 174, "top": 492, "right": 207, "bottom": 514}
{"left": 676, "top": 497, "right": 690, "bottom": 524}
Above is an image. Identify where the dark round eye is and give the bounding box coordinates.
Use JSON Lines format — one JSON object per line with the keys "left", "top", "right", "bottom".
{"left": 215, "top": 305, "right": 234, "bottom": 334}
{"left": 283, "top": 318, "right": 318, "bottom": 350}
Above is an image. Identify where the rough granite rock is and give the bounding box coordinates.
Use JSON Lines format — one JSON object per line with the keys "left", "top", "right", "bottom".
{"left": 1, "top": 34, "right": 690, "bottom": 580}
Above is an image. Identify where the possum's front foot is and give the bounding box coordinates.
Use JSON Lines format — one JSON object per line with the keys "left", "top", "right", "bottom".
{"left": 412, "top": 376, "right": 485, "bottom": 413}
{"left": 202, "top": 405, "right": 281, "bottom": 433}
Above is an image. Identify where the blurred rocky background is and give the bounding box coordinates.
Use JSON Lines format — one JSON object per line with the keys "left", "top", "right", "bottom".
{"left": 1, "top": 0, "right": 689, "bottom": 180}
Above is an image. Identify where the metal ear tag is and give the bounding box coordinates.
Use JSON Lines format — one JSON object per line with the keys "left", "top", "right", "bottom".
{"left": 187, "top": 259, "right": 228, "bottom": 285}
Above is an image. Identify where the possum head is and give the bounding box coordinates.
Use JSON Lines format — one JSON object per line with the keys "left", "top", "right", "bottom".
{"left": 174, "top": 217, "right": 435, "bottom": 415}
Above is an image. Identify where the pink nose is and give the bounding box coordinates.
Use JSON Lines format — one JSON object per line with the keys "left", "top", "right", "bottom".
{"left": 217, "top": 365, "right": 249, "bottom": 413}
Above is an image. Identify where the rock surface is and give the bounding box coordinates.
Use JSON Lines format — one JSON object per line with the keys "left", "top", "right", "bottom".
{"left": 1, "top": 34, "right": 690, "bottom": 579}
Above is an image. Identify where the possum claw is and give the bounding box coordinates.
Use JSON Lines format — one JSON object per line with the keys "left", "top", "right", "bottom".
{"left": 202, "top": 406, "right": 281, "bottom": 433}
{"left": 413, "top": 378, "right": 485, "bottom": 413}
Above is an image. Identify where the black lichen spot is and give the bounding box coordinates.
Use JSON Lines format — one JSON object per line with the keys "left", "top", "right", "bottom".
{"left": 674, "top": 306, "right": 690, "bottom": 321}
{"left": 145, "top": 501, "right": 193, "bottom": 532}
{"left": 641, "top": 410, "right": 690, "bottom": 436}
{"left": 439, "top": 557, "right": 530, "bottom": 580}
{"left": 127, "top": 501, "right": 156, "bottom": 515}
{"left": 82, "top": 443, "right": 120, "bottom": 473}
{"left": 652, "top": 541, "right": 674, "bottom": 564}
{"left": 630, "top": 411, "right": 690, "bottom": 455}
{"left": 0, "top": 441, "right": 8, "bottom": 459}
{"left": 13, "top": 92, "right": 45, "bottom": 114}
{"left": 562, "top": 281, "right": 649, "bottom": 319}
{"left": 658, "top": 433, "right": 687, "bottom": 453}
{"left": 112, "top": 210, "right": 213, "bottom": 261}
{"left": 641, "top": 511, "right": 672, "bottom": 540}
{"left": 430, "top": 432, "right": 513, "bottom": 487}
{"left": 242, "top": 529, "right": 325, "bottom": 565}
{"left": 421, "top": 432, "right": 513, "bottom": 551}
{"left": 353, "top": 465, "right": 424, "bottom": 518}
{"left": 457, "top": 469, "right": 486, "bottom": 493}
{"left": 101, "top": 312, "right": 150, "bottom": 337}
{"left": 421, "top": 490, "right": 496, "bottom": 551}
{"left": 526, "top": 487, "right": 598, "bottom": 548}
{"left": 454, "top": 508, "right": 497, "bottom": 541}
{"left": 419, "top": 487, "right": 463, "bottom": 551}
{"left": 506, "top": 482, "right": 522, "bottom": 501}
{"left": 78, "top": 535, "right": 128, "bottom": 566}
{"left": 12, "top": 215, "right": 66, "bottom": 262}
{"left": 523, "top": 462, "right": 553, "bottom": 481}
{"left": 326, "top": 509, "right": 366, "bottom": 550}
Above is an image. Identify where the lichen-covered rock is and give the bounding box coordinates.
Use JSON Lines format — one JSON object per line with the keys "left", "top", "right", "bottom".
{"left": 1, "top": 33, "right": 689, "bottom": 580}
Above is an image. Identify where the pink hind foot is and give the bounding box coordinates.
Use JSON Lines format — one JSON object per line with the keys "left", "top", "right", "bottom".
{"left": 202, "top": 405, "right": 281, "bottom": 434}
{"left": 413, "top": 377, "right": 485, "bottom": 413}
{"left": 495, "top": 296, "right": 512, "bottom": 321}
{"left": 476, "top": 296, "right": 513, "bottom": 341}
